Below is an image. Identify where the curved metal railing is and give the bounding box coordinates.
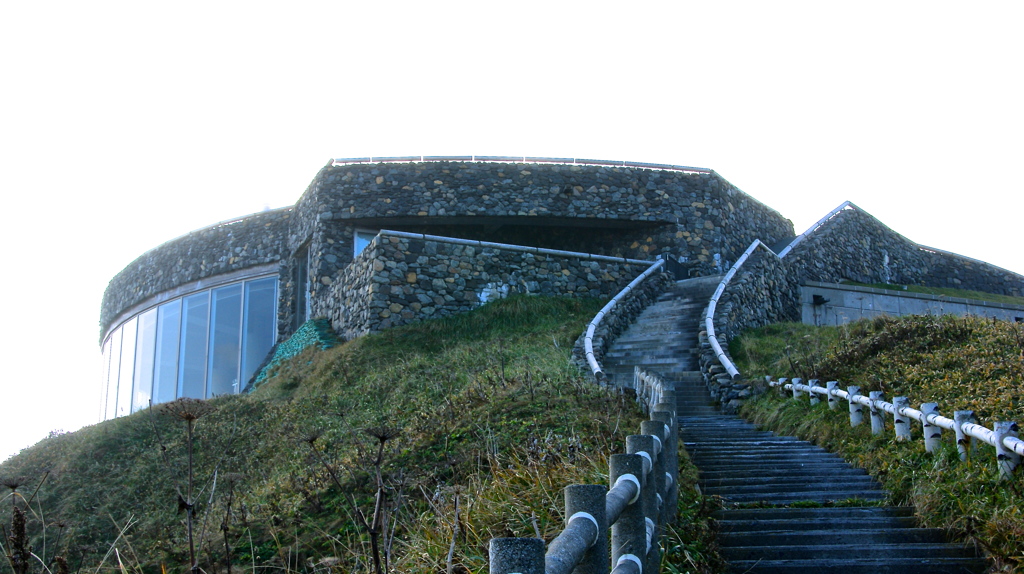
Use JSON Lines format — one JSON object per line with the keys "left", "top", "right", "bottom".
{"left": 703, "top": 240, "right": 778, "bottom": 380}
{"left": 583, "top": 259, "right": 666, "bottom": 381}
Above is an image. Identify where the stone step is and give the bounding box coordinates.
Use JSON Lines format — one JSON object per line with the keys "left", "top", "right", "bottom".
{"left": 722, "top": 542, "right": 974, "bottom": 561}
{"left": 723, "top": 557, "right": 988, "bottom": 574}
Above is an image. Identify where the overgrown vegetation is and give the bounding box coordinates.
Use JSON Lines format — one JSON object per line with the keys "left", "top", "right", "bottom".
{"left": 730, "top": 315, "right": 1024, "bottom": 571}
{"left": 1, "top": 296, "right": 715, "bottom": 574}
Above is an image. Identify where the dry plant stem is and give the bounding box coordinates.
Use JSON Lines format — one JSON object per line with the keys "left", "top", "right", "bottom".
{"left": 445, "top": 493, "right": 460, "bottom": 574}
{"left": 186, "top": 418, "right": 198, "bottom": 574}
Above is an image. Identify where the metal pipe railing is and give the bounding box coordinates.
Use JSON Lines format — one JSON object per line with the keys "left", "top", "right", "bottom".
{"left": 768, "top": 376, "right": 1024, "bottom": 480}
{"left": 331, "top": 155, "right": 713, "bottom": 174}
{"left": 703, "top": 240, "right": 777, "bottom": 380}
{"left": 582, "top": 260, "right": 666, "bottom": 381}
{"left": 378, "top": 230, "right": 651, "bottom": 267}
{"left": 489, "top": 368, "right": 678, "bottom": 574}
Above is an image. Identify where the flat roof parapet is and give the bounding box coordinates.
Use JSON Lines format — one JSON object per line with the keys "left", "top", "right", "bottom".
{"left": 329, "top": 156, "right": 714, "bottom": 174}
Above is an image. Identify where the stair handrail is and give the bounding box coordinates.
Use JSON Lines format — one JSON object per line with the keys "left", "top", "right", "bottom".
{"left": 768, "top": 377, "right": 1023, "bottom": 480}
{"left": 489, "top": 367, "right": 678, "bottom": 574}
{"left": 704, "top": 240, "right": 779, "bottom": 380}
{"left": 583, "top": 259, "right": 666, "bottom": 381}
{"left": 776, "top": 200, "right": 855, "bottom": 258}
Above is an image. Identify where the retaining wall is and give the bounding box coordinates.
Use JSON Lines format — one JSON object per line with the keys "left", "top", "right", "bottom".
{"left": 699, "top": 246, "right": 799, "bottom": 411}
{"left": 785, "top": 207, "right": 1024, "bottom": 296}
{"left": 325, "top": 233, "right": 657, "bottom": 339}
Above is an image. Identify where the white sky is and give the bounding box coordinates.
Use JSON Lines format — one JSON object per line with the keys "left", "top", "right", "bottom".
{"left": 1, "top": 1, "right": 1022, "bottom": 462}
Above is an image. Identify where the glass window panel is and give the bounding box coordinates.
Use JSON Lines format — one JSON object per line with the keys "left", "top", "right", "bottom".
{"left": 105, "top": 327, "right": 122, "bottom": 420}
{"left": 153, "top": 299, "right": 182, "bottom": 405}
{"left": 132, "top": 308, "right": 158, "bottom": 412}
{"left": 178, "top": 292, "right": 210, "bottom": 399}
{"left": 116, "top": 317, "right": 138, "bottom": 418}
{"left": 241, "top": 278, "right": 278, "bottom": 386}
{"left": 99, "top": 339, "right": 111, "bottom": 421}
{"left": 354, "top": 230, "right": 376, "bottom": 257}
{"left": 208, "top": 284, "right": 243, "bottom": 397}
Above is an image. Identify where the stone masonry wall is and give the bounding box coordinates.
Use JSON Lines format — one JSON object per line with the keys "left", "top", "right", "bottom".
{"left": 786, "top": 207, "right": 1024, "bottom": 296}
{"left": 699, "top": 245, "right": 799, "bottom": 412}
{"left": 296, "top": 161, "right": 795, "bottom": 274}
{"left": 325, "top": 233, "right": 657, "bottom": 340}
{"left": 571, "top": 271, "right": 676, "bottom": 385}
{"left": 100, "top": 208, "right": 292, "bottom": 340}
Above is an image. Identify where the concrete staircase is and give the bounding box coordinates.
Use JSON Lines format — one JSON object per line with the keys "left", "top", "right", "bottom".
{"left": 675, "top": 379, "right": 987, "bottom": 573}
{"left": 598, "top": 280, "right": 987, "bottom": 573}
{"left": 601, "top": 276, "right": 721, "bottom": 386}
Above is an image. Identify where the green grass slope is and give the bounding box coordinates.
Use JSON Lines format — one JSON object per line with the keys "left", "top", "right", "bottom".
{"left": 730, "top": 315, "right": 1024, "bottom": 571}
{"left": 1, "top": 296, "right": 718, "bottom": 574}
{"left": 1, "top": 297, "right": 649, "bottom": 573}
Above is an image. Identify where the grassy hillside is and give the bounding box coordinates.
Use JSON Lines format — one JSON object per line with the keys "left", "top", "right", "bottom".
{"left": 730, "top": 315, "right": 1024, "bottom": 571}
{"left": 0, "top": 296, "right": 716, "bottom": 574}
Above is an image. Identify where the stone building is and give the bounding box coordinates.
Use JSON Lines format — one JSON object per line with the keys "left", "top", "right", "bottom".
{"left": 98, "top": 157, "right": 1024, "bottom": 419}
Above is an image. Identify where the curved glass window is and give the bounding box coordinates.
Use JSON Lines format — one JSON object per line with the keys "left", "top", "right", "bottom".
{"left": 99, "top": 275, "right": 278, "bottom": 420}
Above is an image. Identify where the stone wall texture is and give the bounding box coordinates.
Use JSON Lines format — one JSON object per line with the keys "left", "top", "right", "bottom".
{"left": 297, "top": 161, "right": 795, "bottom": 272}
{"left": 325, "top": 233, "right": 658, "bottom": 340}
{"left": 699, "top": 245, "right": 799, "bottom": 411}
{"left": 100, "top": 208, "right": 292, "bottom": 340}
{"left": 785, "top": 208, "right": 1024, "bottom": 296}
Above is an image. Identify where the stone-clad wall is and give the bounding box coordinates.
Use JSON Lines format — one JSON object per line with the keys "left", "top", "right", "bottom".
{"left": 299, "top": 161, "right": 795, "bottom": 272}
{"left": 921, "top": 250, "right": 1023, "bottom": 297}
{"left": 784, "top": 209, "right": 925, "bottom": 286}
{"left": 325, "top": 233, "right": 656, "bottom": 340}
{"left": 785, "top": 207, "right": 1024, "bottom": 296}
{"left": 699, "top": 245, "right": 799, "bottom": 411}
{"left": 99, "top": 208, "right": 292, "bottom": 340}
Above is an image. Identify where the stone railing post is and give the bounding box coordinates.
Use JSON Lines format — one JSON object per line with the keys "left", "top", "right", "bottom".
{"left": 869, "top": 391, "right": 885, "bottom": 435}
{"left": 490, "top": 538, "right": 545, "bottom": 574}
{"left": 954, "top": 410, "right": 976, "bottom": 461}
{"left": 826, "top": 381, "right": 839, "bottom": 410}
{"left": 893, "top": 396, "right": 911, "bottom": 441}
{"left": 791, "top": 377, "right": 804, "bottom": 399}
{"left": 848, "top": 386, "right": 863, "bottom": 426}
{"left": 994, "top": 422, "right": 1021, "bottom": 481}
{"left": 640, "top": 420, "right": 667, "bottom": 531}
{"left": 921, "top": 403, "right": 941, "bottom": 453}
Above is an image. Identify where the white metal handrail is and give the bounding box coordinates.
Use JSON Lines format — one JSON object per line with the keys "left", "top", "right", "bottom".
{"left": 776, "top": 200, "right": 855, "bottom": 258}
{"left": 703, "top": 240, "right": 779, "bottom": 380}
{"left": 332, "top": 155, "right": 713, "bottom": 174}
{"left": 583, "top": 260, "right": 666, "bottom": 380}
{"left": 769, "top": 377, "right": 1024, "bottom": 480}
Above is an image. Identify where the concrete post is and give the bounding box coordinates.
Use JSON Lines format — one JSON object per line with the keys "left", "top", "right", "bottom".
{"left": 826, "top": 381, "right": 839, "bottom": 411}
{"left": 490, "top": 538, "right": 544, "bottom": 574}
{"left": 791, "top": 377, "right": 804, "bottom": 399}
{"left": 954, "top": 410, "right": 975, "bottom": 461}
{"left": 640, "top": 420, "right": 667, "bottom": 527}
{"left": 808, "top": 379, "right": 820, "bottom": 406}
{"left": 848, "top": 386, "right": 863, "bottom": 427}
{"left": 777, "top": 377, "right": 789, "bottom": 396}
{"left": 921, "top": 403, "right": 941, "bottom": 453}
{"left": 994, "top": 422, "right": 1021, "bottom": 482}
{"left": 626, "top": 435, "right": 657, "bottom": 574}
{"left": 650, "top": 410, "right": 677, "bottom": 522}
{"left": 893, "top": 396, "right": 911, "bottom": 441}
{"left": 546, "top": 484, "right": 608, "bottom": 574}
{"left": 869, "top": 391, "right": 885, "bottom": 435}
{"left": 610, "top": 454, "right": 645, "bottom": 574}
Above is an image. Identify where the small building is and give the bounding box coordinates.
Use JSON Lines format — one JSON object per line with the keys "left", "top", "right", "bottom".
{"left": 98, "top": 157, "right": 1024, "bottom": 420}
